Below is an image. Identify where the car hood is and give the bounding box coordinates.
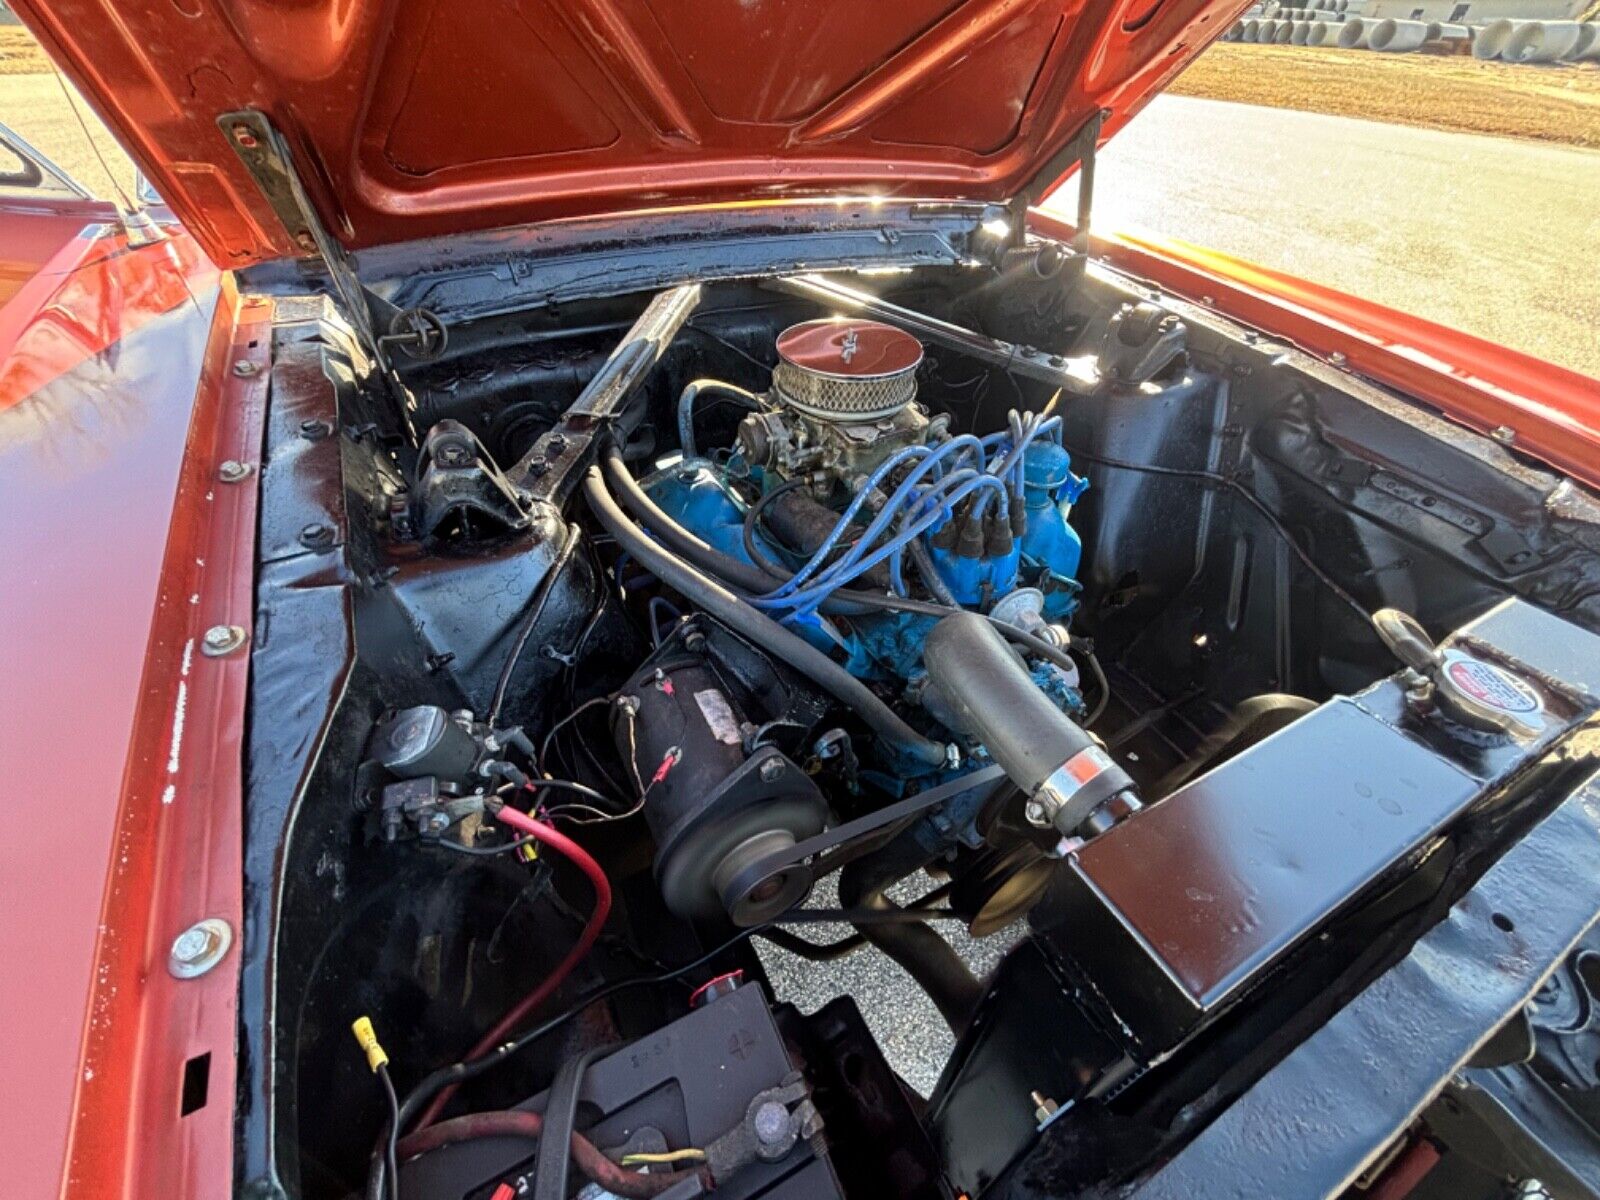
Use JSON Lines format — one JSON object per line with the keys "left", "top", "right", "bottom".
{"left": 17, "top": 0, "right": 1238, "bottom": 267}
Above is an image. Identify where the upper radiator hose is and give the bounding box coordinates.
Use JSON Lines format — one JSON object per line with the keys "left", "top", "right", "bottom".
{"left": 923, "top": 612, "right": 1138, "bottom": 835}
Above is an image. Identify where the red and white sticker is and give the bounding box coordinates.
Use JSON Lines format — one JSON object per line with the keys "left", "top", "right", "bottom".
{"left": 1443, "top": 654, "right": 1540, "bottom": 715}
{"left": 1063, "top": 745, "right": 1115, "bottom": 786}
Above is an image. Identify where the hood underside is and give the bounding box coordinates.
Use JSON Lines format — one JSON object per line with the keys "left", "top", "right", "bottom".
{"left": 17, "top": 0, "right": 1238, "bottom": 267}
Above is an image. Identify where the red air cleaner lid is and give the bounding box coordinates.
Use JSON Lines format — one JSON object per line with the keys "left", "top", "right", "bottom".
{"left": 776, "top": 319, "right": 923, "bottom": 380}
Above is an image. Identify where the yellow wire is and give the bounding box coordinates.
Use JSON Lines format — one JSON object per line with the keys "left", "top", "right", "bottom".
{"left": 619, "top": 1149, "right": 707, "bottom": 1166}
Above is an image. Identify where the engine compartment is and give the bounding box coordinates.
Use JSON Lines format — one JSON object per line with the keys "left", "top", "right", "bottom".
{"left": 236, "top": 222, "right": 1600, "bottom": 1200}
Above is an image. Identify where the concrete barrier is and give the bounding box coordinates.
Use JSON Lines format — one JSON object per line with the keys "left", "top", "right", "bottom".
{"left": 1506, "top": 20, "right": 1586, "bottom": 63}
{"left": 1291, "top": 20, "right": 1313, "bottom": 43}
{"left": 1241, "top": 17, "right": 1262, "bottom": 40}
{"left": 1337, "top": 17, "right": 1370, "bottom": 47}
{"left": 1273, "top": 18, "right": 1295, "bottom": 42}
{"left": 1562, "top": 23, "right": 1598, "bottom": 60}
{"left": 1472, "top": 18, "right": 1524, "bottom": 60}
{"left": 1368, "top": 18, "right": 1432, "bottom": 51}
{"left": 1307, "top": 20, "right": 1340, "bottom": 45}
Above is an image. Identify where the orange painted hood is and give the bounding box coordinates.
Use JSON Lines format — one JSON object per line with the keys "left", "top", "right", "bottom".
{"left": 15, "top": 0, "right": 1237, "bottom": 267}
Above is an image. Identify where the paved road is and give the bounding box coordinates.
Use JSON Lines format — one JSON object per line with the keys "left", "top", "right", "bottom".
{"left": 1057, "top": 94, "right": 1600, "bottom": 379}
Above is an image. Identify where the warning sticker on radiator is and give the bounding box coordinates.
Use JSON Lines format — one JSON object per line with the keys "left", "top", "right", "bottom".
{"left": 694, "top": 688, "right": 744, "bottom": 745}
{"left": 1444, "top": 655, "right": 1540, "bottom": 715}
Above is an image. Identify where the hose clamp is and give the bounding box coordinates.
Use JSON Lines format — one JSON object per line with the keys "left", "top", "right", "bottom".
{"left": 1025, "top": 745, "right": 1122, "bottom": 832}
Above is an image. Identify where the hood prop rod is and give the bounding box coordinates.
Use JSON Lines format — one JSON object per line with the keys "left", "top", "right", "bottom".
{"left": 1009, "top": 108, "right": 1102, "bottom": 260}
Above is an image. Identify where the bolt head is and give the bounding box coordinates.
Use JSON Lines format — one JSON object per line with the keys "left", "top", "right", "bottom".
{"left": 169, "top": 918, "right": 233, "bottom": 979}
{"left": 232, "top": 359, "right": 259, "bottom": 377}
{"left": 1329, "top": 351, "right": 1348, "bottom": 367}
{"left": 300, "top": 522, "right": 335, "bottom": 550}
{"left": 172, "top": 928, "right": 210, "bottom": 962}
{"left": 754, "top": 1101, "right": 790, "bottom": 1146}
{"left": 218, "top": 459, "right": 252, "bottom": 483}
{"left": 1024, "top": 799, "right": 1049, "bottom": 827}
{"left": 759, "top": 757, "right": 785, "bottom": 783}
{"left": 201, "top": 624, "right": 248, "bottom": 656}
{"left": 1492, "top": 425, "right": 1516, "bottom": 446}
{"left": 299, "top": 418, "right": 332, "bottom": 441}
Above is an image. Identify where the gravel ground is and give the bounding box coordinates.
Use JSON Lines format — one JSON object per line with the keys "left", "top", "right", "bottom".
{"left": 756, "top": 873, "right": 1024, "bottom": 1098}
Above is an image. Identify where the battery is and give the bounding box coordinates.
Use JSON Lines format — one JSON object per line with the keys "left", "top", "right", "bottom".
{"left": 398, "top": 981, "right": 844, "bottom": 1200}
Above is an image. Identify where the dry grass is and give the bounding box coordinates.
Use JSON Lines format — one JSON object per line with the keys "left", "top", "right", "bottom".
{"left": 1172, "top": 43, "right": 1600, "bottom": 149}
{"left": 0, "top": 27, "right": 53, "bottom": 75}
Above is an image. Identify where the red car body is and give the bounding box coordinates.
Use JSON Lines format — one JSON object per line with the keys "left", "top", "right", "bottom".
{"left": 0, "top": 2, "right": 1595, "bottom": 1197}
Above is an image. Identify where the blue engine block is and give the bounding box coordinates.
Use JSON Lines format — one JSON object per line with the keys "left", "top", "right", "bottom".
{"left": 644, "top": 438, "right": 1088, "bottom": 702}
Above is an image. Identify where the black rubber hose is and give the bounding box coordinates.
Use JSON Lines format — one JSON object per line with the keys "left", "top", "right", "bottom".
{"left": 1074, "top": 637, "right": 1112, "bottom": 728}
{"left": 584, "top": 465, "right": 950, "bottom": 769}
{"left": 534, "top": 1045, "right": 613, "bottom": 1200}
{"left": 923, "top": 612, "right": 1132, "bottom": 808}
{"left": 604, "top": 450, "right": 774, "bottom": 595}
{"left": 740, "top": 477, "right": 809, "bottom": 581}
{"left": 908, "top": 537, "right": 960, "bottom": 608}
{"left": 838, "top": 840, "right": 982, "bottom": 1035}
{"left": 603, "top": 450, "right": 877, "bottom": 617}
{"left": 759, "top": 486, "right": 893, "bottom": 592}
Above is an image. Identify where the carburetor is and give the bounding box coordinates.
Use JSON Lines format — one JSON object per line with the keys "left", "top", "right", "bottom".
{"left": 737, "top": 319, "right": 947, "bottom": 497}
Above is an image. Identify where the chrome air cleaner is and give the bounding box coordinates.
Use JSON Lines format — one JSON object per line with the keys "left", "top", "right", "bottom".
{"left": 771, "top": 319, "right": 923, "bottom": 423}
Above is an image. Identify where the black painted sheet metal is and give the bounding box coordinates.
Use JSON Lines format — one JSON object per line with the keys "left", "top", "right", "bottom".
{"left": 1049, "top": 699, "right": 1480, "bottom": 1052}
{"left": 1456, "top": 598, "right": 1600, "bottom": 698}
{"left": 1129, "top": 767, "right": 1600, "bottom": 1200}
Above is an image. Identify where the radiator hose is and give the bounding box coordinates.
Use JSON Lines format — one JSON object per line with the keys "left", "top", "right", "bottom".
{"left": 923, "top": 612, "right": 1137, "bottom": 834}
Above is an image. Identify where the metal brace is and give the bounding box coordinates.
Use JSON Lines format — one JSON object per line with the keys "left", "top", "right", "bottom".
{"left": 217, "top": 110, "right": 424, "bottom": 435}
{"left": 1009, "top": 108, "right": 1103, "bottom": 259}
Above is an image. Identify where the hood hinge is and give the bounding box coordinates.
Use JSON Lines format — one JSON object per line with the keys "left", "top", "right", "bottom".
{"left": 218, "top": 109, "right": 433, "bottom": 440}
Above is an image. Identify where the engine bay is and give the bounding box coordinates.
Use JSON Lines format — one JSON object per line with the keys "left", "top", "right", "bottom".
{"left": 235, "top": 219, "right": 1600, "bottom": 1200}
